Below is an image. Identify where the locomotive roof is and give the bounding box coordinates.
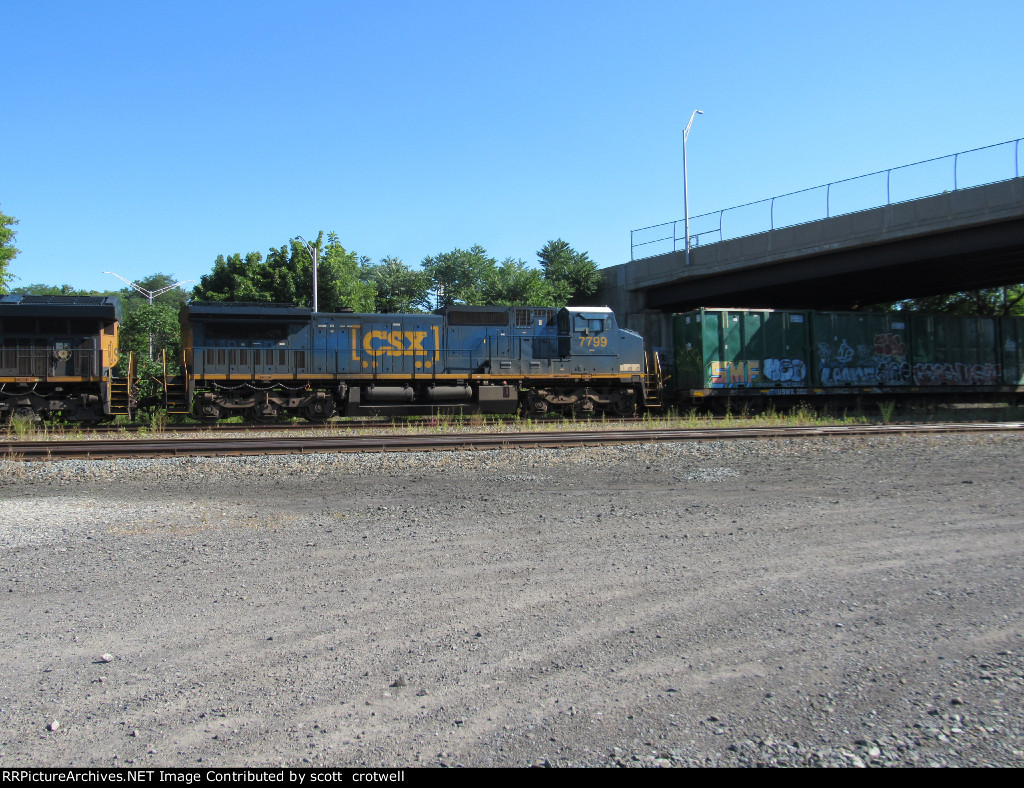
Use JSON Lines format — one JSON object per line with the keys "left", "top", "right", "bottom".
{"left": 561, "top": 306, "right": 613, "bottom": 314}
{"left": 185, "top": 302, "right": 313, "bottom": 319}
{"left": 0, "top": 294, "right": 123, "bottom": 321}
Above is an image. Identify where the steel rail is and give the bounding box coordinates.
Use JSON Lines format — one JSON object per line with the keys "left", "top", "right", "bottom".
{"left": 2, "top": 422, "right": 1022, "bottom": 462}
{"left": 64, "top": 416, "right": 647, "bottom": 435}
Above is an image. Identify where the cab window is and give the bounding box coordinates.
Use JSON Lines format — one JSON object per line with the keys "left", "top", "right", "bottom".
{"left": 575, "top": 315, "right": 605, "bottom": 333}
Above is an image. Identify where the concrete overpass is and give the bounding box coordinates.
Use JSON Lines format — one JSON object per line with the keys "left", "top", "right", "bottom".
{"left": 602, "top": 177, "right": 1024, "bottom": 350}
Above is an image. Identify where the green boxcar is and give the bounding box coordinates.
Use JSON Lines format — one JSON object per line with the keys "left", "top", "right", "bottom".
{"left": 810, "top": 311, "right": 912, "bottom": 388}
{"left": 672, "top": 308, "right": 811, "bottom": 391}
{"left": 909, "top": 314, "right": 1001, "bottom": 386}
{"left": 1000, "top": 317, "right": 1024, "bottom": 386}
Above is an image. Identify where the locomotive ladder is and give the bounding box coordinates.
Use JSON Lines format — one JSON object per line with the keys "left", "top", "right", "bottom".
{"left": 162, "top": 349, "right": 192, "bottom": 416}
{"left": 644, "top": 350, "right": 664, "bottom": 409}
{"left": 107, "top": 352, "right": 135, "bottom": 418}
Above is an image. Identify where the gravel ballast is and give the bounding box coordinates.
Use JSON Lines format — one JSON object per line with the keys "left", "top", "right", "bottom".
{"left": 1, "top": 432, "right": 1022, "bottom": 767}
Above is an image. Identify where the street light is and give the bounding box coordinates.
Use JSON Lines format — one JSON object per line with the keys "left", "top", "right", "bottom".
{"left": 683, "top": 109, "right": 703, "bottom": 267}
{"left": 294, "top": 236, "right": 319, "bottom": 313}
{"left": 103, "top": 271, "right": 194, "bottom": 358}
{"left": 103, "top": 271, "right": 194, "bottom": 305}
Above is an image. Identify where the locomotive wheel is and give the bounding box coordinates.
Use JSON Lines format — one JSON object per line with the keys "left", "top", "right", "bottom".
{"left": 611, "top": 392, "right": 636, "bottom": 417}
{"left": 302, "top": 399, "right": 335, "bottom": 423}
{"left": 524, "top": 391, "right": 548, "bottom": 415}
{"left": 197, "top": 406, "right": 221, "bottom": 422}
{"left": 246, "top": 405, "right": 281, "bottom": 423}
{"left": 574, "top": 399, "right": 597, "bottom": 418}
{"left": 196, "top": 394, "right": 222, "bottom": 422}
{"left": 10, "top": 405, "right": 41, "bottom": 423}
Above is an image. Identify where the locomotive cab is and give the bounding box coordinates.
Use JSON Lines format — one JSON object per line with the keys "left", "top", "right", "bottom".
{"left": 0, "top": 295, "right": 129, "bottom": 422}
{"left": 558, "top": 307, "right": 615, "bottom": 361}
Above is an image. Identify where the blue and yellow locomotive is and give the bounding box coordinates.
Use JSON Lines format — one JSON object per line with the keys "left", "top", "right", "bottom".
{"left": 177, "top": 302, "right": 656, "bottom": 421}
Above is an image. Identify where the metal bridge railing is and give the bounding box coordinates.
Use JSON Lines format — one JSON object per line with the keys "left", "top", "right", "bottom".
{"left": 630, "top": 137, "right": 1024, "bottom": 261}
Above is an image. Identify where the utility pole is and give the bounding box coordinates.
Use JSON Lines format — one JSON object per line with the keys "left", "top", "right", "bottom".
{"left": 683, "top": 109, "right": 703, "bottom": 267}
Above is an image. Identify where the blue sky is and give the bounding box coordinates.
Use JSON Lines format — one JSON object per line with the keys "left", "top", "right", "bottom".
{"left": 5, "top": 0, "right": 1023, "bottom": 294}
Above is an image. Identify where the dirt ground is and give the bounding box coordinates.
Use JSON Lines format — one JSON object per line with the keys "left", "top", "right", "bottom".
{"left": 1, "top": 432, "right": 1022, "bottom": 767}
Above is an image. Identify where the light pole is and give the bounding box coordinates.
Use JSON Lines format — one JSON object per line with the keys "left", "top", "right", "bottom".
{"left": 294, "top": 236, "right": 319, "bottom": 313}
{"left": 683, "top": 109, "right": 703, "bottom": 267}
{"left": 103, "top": 271, "right": 194, "bottom": 359}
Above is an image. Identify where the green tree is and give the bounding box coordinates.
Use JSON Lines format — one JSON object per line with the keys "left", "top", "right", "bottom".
{"left": 192, "top": 252, "right": 272, "bottom": 302}
{"left": 119, "top": 301, "right": 182, "bottom": 362}
{"left": 362, "top": 256, "right": 432, "bottom": 313}
{"left": 316, "top": 233, "right": 375, "bottom": 313}
{"left": 537, "top": 239, "right": 602, "bottom": 306}
{"left": 482, "top": 258, "right": 554, "bottom": 306}
{"left": 421, "top": 245, "right": 497, "bottom": 309}
{"left": 1, "top": 206, "right": 19, "bottom": 293}
{"left": 194, "top": 233, "right": 374, "bottom": 312}
{"left": 883, "top": 285, "right": 1024, "bottom": 317}
{"left": 110, "top": 273, "right": 190, "bottom": 392}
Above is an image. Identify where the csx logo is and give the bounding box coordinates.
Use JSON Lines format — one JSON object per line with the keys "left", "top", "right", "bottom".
{"left": 362, "top": 330, "right": 430, "bottom": 357}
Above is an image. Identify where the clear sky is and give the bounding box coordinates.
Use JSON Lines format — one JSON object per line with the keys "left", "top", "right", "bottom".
{"left": 5, "top": 0, "right": 1023, "bottom": 294}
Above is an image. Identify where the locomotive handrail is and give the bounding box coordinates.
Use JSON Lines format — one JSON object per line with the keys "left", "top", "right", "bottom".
{"left": 189, "top": 335, "right": 600, "bottom": 379}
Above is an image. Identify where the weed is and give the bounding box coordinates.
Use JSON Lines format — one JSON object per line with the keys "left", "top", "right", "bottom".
{"left": 877, "top": 400, "right": 897, "bottom": 424}
{"left": 788, "top": 404, "right": 817, "bottom": 426}
{"left": 0, "top": 455, "right": 26, "bottom": 479}
{"left": 144, "top": 407, "right": 169, "bottom": 432}
{"left": 8, "top": 415, "right": 36, "bottom": 440}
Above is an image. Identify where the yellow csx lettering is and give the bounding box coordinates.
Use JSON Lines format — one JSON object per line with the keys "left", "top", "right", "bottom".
{"left": 362, "top": 330, "right": 429, "bottom": 357}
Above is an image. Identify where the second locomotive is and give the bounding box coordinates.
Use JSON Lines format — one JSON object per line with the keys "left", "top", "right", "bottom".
{"left": 176, "top": 302, "right": 658, "bottom": 421}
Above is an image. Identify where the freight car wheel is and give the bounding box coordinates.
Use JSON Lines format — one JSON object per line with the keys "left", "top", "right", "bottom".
{"left": 710, "top": 397, "right": 733, "bottom": 417}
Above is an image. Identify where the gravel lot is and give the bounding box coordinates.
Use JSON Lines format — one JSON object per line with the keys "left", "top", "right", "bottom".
{"left": 1, "top": 431, "right": 1022, "bottom": 768}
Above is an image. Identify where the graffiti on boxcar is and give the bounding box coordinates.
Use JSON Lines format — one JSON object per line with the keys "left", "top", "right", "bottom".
{"left": 818, "top": 338, "right": 874, "bottom": 384}
{"left": 819, "top": 333, "right": 910, "bottom": 386}
{"left": 912, "top": 362, "right": 1001, "bottom": 386}
{"left": 872, "top": 333, "right": 910, "bottom": 384}
{"left": 874, "top": 333, "right": 906, "bottom": 358}
{"left": 820, "top": 364, "right": 880, "bottom": 384}
{"left": 818, "top": 339, "right": 862, "bottom": 366}
{"left": 875, "top": 359, "right": 911, "bottom": 385}
{"left": 763, "top": 358, "right": 807, "bottom": 383}
{"left": 708, "top": 360, "right": 760, "bottom": 387}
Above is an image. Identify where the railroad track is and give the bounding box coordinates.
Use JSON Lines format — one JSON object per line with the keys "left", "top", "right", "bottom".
{"left": 2, "top": 421, "right": 1022, "bottom": 461}
{"left": 54, "top": 415, "right": 648, "bottom": 435}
